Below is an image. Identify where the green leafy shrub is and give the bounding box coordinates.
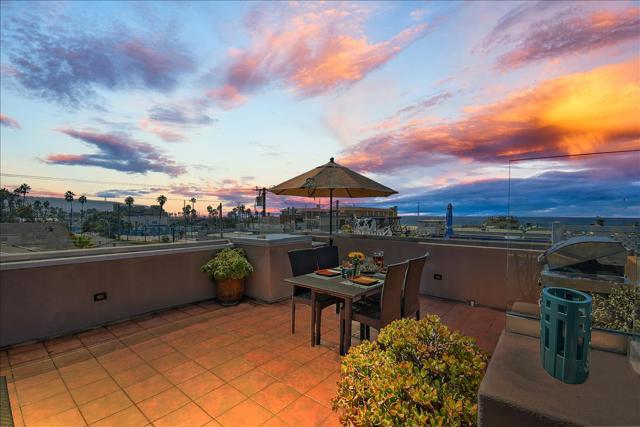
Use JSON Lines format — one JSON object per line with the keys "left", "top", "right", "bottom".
{"left": 592, "top": 285, "right": 640, "bottom": 333}
{"left": 160, "top": 235, "right": 170, "bottom": 243}
{"left": 71, "top": 234, "right": 94, "bottom": 248}
{"left": 201, "top": 247, "right": 254, "bottom": 281}
{"left": 333, "top": 316, "right": 488, "bottom": 427}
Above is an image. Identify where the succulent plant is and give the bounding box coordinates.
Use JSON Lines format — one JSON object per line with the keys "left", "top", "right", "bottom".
{"left": 333, "top": 316, "right": 488, "bottom": 426}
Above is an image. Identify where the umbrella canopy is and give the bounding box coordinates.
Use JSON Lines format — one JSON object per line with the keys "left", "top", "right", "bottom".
{"left": 445, "top": 203, "right": 454, "bottom": 239}
{"left": 269, "top": 157, "right": 397, "bottom": 245}
{"left": 269, "top": 157, "right": 397, "bottom": 198}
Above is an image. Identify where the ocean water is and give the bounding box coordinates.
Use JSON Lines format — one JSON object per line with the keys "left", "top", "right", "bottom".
{"left": 399, "top": 216, "right": 639, "bottom": 228}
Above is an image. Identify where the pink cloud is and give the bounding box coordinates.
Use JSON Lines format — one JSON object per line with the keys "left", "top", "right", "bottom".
{"left": 206, "top": 85, "right": 248, "bottom": 110}
{"left": 0, "top": 113, "right": 21, "bottom": 129}
{"left": 208, "top": 3, "right": 429, "bottom": 108}
{"left": 341, "top": 58, "right": 640, "bottom": 173}
{"left": 496, "top": 7, "right": 640, "bottom": 70}
{"left": 139, "top": 118, "right": 185, "bottom": 143}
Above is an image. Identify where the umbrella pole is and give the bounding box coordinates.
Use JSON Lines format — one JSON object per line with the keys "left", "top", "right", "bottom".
{"left": 329, "top": 189, "right": 333, "bottom": 246}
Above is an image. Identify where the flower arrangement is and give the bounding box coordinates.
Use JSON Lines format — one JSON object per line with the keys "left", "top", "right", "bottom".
{"left": 201, "top": 248, "right": 254, "bottom": 281}
{"left": 348, "top": 251, "right": 365, "bottom": 262}
{"left": 333, "top": 316, "right": 488, "bottom": 426}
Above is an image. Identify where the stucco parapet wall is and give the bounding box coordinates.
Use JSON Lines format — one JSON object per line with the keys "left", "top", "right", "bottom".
{"left": 0, "top": 240, "right": 233, "bottom": 271}
{"left": 304, "top": 232, "right": 549, "bottom": 251}
{"left": 229, "top": 234, "right": 312, "bottom": 247}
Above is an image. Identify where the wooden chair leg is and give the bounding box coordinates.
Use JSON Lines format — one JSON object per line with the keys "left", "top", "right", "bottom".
{"left": 291, "top": 300, "right": 296, "bottom": 334}
{"left": 315, "top": 305, "right": 322, "bottom": 345}
{"left": 365, "top": 325, "right": 371, "bottom": 340}
{"left": 335, "top": 303, "right": 340, "bottom": 314}
{"left": 416, "top": 310, "right": 420, "bottom": 320}
{"left": 339, "top": 311, "right": 345, "bottom": 355}
{"left": 359, "top": 323, "right": 365, "bottom": 340}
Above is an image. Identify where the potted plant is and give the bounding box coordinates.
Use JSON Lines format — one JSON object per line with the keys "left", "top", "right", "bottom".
{"left": 201, "top": 248, "right": 254, "bottom": 306}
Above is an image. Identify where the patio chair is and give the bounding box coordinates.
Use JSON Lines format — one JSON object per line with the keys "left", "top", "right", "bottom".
{"left": 288, "top": 249, "right": 340, "bottom": 342}
{"left": 315, "top": 245, "right": 341, "bottom": 314}
{"left": 402, "top": 253, "right": 429, "bottom": 319}
{"left": 342, "top": 261, "right": 409, "bottom": 341}
{"left": 315, "top": 245, "right": 339, "bottom": 269}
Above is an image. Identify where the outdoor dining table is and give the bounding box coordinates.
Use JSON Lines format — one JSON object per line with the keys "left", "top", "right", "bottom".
{"left": 285, "top": 270, "right": 385, "bottom": 355}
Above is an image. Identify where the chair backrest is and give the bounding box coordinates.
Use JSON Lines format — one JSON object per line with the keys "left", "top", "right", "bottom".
{"left": 315, "top": 245, "right": 339, "bottom": 270}
{"left": 403, "top": 254, "right": 429, "bottom": 317}
{"left": 380, "top": 261, "right": 409, "bottom": 327}
{"left": 288, "top": 248, "right": 318, "bottom": 296}
{"left": 288, "top": 248, "right": 318, "bottom": 276}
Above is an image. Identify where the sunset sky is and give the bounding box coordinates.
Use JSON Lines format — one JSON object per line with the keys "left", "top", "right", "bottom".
{"left": 1, "top": 1, "right": 639, "bottom": 216}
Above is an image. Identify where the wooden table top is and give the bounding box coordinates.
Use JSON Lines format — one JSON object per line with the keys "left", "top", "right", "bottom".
{"left": 285, "top": 271, "right": 384, "bottom": 299}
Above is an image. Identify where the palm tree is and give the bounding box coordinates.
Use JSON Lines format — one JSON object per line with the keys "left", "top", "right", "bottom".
{"left": 156, "top": 195, "right": 167, "bottom": 224}
{"left": 0, "top": 187, "right": 12, "bottom": 220}
{"left": 64, "top": 191, "right": 75, "bottom": 230}
{"left": 78, "top": 195, "right": 87, "bottom": 231}
{"left": 190, "top": 197, "right": 197, "bottom": 228}
{"left": 14, "top": 183, "right": 31, "bottom": 205}
{"left": 246, "top": 208, "right": 253, "bottom": 227}
{"left": 33, "top": 200, "right": 42, "bottom": 221}
{"left": 124, "top": 196, "right": 134, "bottom": 240}
{"left": 207, "top": 205, "right": 214, "bottom": 225}
{"left": 183, "top": 204, "right": 191, "bottom": 222}
{"left": 42, "top": 200, "right": 50, "bottom": 222}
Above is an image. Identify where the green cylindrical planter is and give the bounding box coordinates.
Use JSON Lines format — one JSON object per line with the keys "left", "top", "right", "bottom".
{"left": 540, "top": 287, "right": 592, "bottom": 384}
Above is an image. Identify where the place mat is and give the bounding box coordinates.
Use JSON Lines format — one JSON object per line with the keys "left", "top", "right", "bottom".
{"left": 340, "top": 278, "right": 382, "bottom": 289}
{"left": 360, "top": 271, "right": 386, "bottom": 279}
{"left": 314, "top": 269, "right": 340, "bottom": 277}
{"left": 350, "top": 276, "right": 379, "bottom": 286}
{"left": 311, "top": 269, "right": 341, "bottom": 280}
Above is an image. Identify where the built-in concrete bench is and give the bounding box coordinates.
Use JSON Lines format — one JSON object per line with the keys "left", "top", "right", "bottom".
{"left": 478, "top": 331, "right": 640, "bottom": 426}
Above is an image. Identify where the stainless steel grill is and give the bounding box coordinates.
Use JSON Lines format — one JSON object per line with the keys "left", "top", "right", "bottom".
{"left": 538, "top": 236, "right": 631, "bottom": 293}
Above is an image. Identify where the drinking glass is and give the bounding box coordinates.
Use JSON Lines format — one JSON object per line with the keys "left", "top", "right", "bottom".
{"left": 373, "top": 251, "right": 384, "bottom": 268}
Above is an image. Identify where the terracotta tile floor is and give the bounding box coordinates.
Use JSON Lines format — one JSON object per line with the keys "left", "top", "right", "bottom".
{"left": 1, "top": 296, "right": 504, "bottom": 427}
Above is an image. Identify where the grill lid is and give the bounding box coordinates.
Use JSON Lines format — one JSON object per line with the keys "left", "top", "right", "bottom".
{"left": 538, "top": 236, "right": 627, "bottom": 271}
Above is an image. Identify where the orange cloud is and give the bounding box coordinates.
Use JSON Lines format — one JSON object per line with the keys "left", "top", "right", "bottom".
{"left": 342, "top": 58, "right": 640, "bottom": 173}
{"left": 208, "top": 3, "right": 429, "bottom": 108}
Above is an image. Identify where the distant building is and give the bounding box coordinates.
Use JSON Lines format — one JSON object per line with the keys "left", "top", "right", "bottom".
{"left": 483, "top": 216, "right": 520, "bottom": 230}
{"left": 117, "top": 205, "right": 169, "bottom": 230}
{"left": 280, "top": 205, "right": 398, "bottom": 231}
{"left": 26, "top": 196, "right": 116, "bottom": 212}
{"left": 417, "top": 219, "right": 446, "bottom": 237}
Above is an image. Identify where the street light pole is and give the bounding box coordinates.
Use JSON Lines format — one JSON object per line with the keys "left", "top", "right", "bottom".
{"left": 218, "top": 203, "right": 223, "bottom": 238}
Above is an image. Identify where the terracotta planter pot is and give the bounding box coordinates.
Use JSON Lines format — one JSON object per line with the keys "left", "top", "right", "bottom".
{"left": 215, "top": 278, "right": 245, "bottom": 306}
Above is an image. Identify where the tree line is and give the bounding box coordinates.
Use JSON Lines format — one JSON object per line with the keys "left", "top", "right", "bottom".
{"left": 0, "top": 183, "right": 256, "bottom": 236}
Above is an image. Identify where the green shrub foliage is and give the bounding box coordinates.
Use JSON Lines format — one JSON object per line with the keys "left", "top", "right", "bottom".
{"left": 333, "top": 316, "right": 488, "bottom": 426}
{"left": 201, "top": 247, "right": 254, "bottom": 281}
{"left": 71, "top": 234, "right": 94, "bottom": 248}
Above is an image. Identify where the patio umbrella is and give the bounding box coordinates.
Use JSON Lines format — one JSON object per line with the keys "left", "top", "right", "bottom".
{"left": 445, "top": 203, "right": 454, "bottom": 239}
{"left": 269, "top": 157, "right": 398, "bottom": 244}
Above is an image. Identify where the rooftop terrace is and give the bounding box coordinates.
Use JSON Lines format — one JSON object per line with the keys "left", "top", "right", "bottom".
{"left": 2, "top": 297, "right": 503, "bottom": 427}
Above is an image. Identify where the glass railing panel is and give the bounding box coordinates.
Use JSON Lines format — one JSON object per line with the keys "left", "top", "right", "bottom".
{"left": 505, "top": 150, "right": 639, "bottom": 366}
